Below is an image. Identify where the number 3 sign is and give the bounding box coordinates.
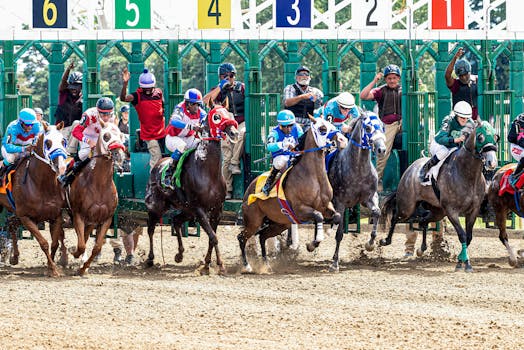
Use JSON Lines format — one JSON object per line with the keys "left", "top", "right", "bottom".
{"left": 275, "top": 0, "right": 312, "bottom": 28}
{"left": 352, "top": 0, "right": 391, "bottom": 30}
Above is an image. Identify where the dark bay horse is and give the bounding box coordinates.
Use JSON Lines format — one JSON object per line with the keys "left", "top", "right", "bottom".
{"left": 487, "top": 163, "right": 524, "bottom": 267}
{"left": 239, "top": 116, "right": 344, "bottom": 273}
{"left": 145, "top": 106, "right": 239, "bottom": 274}
{"left": 67, "top": 121, "right": 126, "bottom": 276}
{"left": 0, "top": 122, "right": 68, "bottom": 276}
{"left": 380, "top": 121, "right": 498, "bottom": 272}
{"left": 324, "top": 111, "right": 387, "bottom": 272}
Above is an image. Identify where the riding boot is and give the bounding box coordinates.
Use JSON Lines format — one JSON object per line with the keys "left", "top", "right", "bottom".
{"left": 262, "top": 167, "right": 279, "bottom": 196}
{"left": 163, "top": 150, "right": 182, "bottom": 190}
{"left": 510, "top": 158, "right": 524, "bottom": 188}
{"left": 58, "top": 157, "right": 89, "bottom": 187}
{"left": 419, "top": 155, "right": 439, "bottom": 182}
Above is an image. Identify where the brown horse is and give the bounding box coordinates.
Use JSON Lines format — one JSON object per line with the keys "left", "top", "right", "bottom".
{"left": 66, "top": 121, "right": 126, "bottom": 276}
{"left": 487, "top": 164, "right": 524, "bottom": 267}
{"left": 145, "top": 106, "right": 238, "bottom": 274}
{"left": 0, "top": 122, "right": 68, "bottom": 276}
{"left": 238, "top": 116, "right": 343, "bottom": 273}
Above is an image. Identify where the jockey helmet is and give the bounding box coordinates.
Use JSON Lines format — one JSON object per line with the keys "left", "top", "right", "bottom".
{"left": 139, "top": 69, "right": 156, "bottom": 88}
{"left": 383, "top": 64, "right": 401, "bottom": 77}
{"left": 120, "top": 105, "right": 130, "bottom": 113}
{"left": 517, "top": 113, "right": 524, "bottom": 123}
{"left": 184, "top": 88, "right": 203, "bottom": 105}
{"left": 218, "top": 63, "right": 236, "bottom": 76}
{"left": 453, "top": 101, "right": 472, "bottom": 119}
{"left": 34, "top": 107, "right": 43, "bottom": 115}
{"left": 67, "top": 71, "right": 83, "bottom": 89}
{"left": 96, "top": 97, "right": 114, "bottom": 113}
{"left": 336, "top": 92, "right": 356, "bottom": 109}
{"left": 18, "top": 108, "right": 38, "bottom": 125}
{"left": 454, "top": 59, "right": 471, "bottom": 76}
{"left": 277, "top": 110, "right": 296, "bottom": 126}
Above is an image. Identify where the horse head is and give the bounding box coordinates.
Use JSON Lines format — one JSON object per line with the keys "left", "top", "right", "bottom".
{"left": 349, "top": 111, "right": 386, "bottom": 155}
{"left": 206, "top": 106, "right": 239, "bottom": 142}
{"left": 96, "top": 119, "right": 126, "bottom": 171}
{"left": 308, "top": 115, "right": 339, "bottom": 149}
{"left": 36, "top": 121, "right": 68, "bottom": 176}
{"left": 473, "top": 120, "right": 498, "bottom": 171}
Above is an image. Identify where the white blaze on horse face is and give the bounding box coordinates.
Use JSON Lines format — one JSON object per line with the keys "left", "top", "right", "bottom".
{"left": 43, "top": 126, "right": 69, "bottom": 175}
{"left": 100, "top": 124, "right": 124, "bottom": 155}
{"left": 311, "top": 118, "right": 335, "bottom": 148}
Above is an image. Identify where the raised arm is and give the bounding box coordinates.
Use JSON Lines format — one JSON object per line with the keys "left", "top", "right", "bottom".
{"left": 445, "top": 47, "right": 463, "bottom": 88}
{"left": 120, "top": 68, "right": 135, "bottom": 102}
{"left": 360, "top": 72, "right": 383, "bottom": 101}
{"left": 59, "top": 61, "right": 75, "bottom": 92}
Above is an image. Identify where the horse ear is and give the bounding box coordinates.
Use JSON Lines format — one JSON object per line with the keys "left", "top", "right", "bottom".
{"left": 99, "top": 119, "right": 106, "bottom": 128}
{"left": 42, "top": 121, "right": 49, "bottom": 132}
{"left": 56, "top": 121, "right": 64, "bottom": 130}
{"left": 308, "top": 113, "right": 316, "bottom": 122}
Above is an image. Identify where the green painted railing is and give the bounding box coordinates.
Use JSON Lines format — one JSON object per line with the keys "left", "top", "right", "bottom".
{"left": 483, "top": 90, "right": 513, "bottom": 165}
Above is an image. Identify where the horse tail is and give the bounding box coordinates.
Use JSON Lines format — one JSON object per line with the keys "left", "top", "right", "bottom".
{"left": 380, "top": 191, "right": 397, "bottom": 230}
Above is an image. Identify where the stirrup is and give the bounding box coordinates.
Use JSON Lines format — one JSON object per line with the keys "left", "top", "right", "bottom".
{"left": 262, "top": 185, "right": 272, "bottom": 196}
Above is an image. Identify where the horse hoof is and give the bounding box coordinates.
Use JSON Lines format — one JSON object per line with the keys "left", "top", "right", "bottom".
{"left": 455, "top": 261, "right": 463, "bottom": 272}
{"left": 509, "top": 257, "right": 518, "bottom": 267}
{"left": 329, "top": 264, "right": 339, "bottom": 273}
{"left": 174, "top": 253, "right": 183, "bottom": 263}
{"left": 306, "top": 242, "right": 316, "bottom": 252}
{"left": 465, "top": 261, "right": 473, "bottom": 273}
{"left": 240, "top": 264, "right": 253, "bottom": 274}
{"left": 379, "top": 239, "right": 390, "bottom": 247}
{"left": 217, "top": 265, "right": 227, "bottom": 275}
{"left": 48, "top": 268, "right": 60, "bottom": 278}
{"left": 259, "top": 263, "right": 273, "bottom": 275}
{"left": 365, "top": 242, "right": 374, "bottom": 252}
{"left": 199, "top": 266, "right": 210, "bottom": 276}
{"left": 9, "top": 255, "right": 19, "bottom": 265}
{"left": 416, "top": 248, "right": 424, "bottom": 257}
{"left": 146, "top": 259, "right": 154, "bottom": 268}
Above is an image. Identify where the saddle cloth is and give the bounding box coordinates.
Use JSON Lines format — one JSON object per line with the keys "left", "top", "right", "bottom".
{"left": 420, "top": 147, "right": 457, "bottom": 186}
{"left": 498, "top": 163, "right": 524, "bottom": 196}
{"left": 247, "top": 167, "right": 292, "bottom": 205}
{"left": 0, "top": 170, "right": 15, "bottom": 194}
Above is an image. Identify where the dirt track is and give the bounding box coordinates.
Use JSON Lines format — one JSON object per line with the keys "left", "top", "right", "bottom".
{"left": 1, "top": 224, "right": 524, "bottom": 350}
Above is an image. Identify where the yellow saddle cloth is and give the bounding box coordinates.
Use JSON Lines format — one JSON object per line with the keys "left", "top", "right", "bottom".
{"left": 247, "top": 167, "right": 292, "bottom": 205}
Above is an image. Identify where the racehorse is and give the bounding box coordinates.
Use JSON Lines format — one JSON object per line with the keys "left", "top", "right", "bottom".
{"left": 324, "top": 111, "right": 387, "bottom": 272}
{"left": 487, "top": 164, "right": 524, "bottom": 267}
{"left": 66, "top": 121, "right": 126, "bottom": 276}
{"left": 238, "top": 116, "right": 345, "bottom": 273}
{"left": 380, "top": 121, "right": 498, "bottom": 272}
{"left": 0, "top": 122, "right": 68, "bottom": 276}
{"left": 145, "top": 106, "right": 239, "bottom": 274}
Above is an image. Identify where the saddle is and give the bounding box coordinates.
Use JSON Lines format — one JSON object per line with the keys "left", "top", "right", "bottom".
{"left": 160, "top": 149, "right": 195, "bottom": 189}
{"left": 247, "top": 167, "right": 292, "bottom": 205}
{"left": 498, "top": 164, "right": 524, "bottom": 196}
{"left": 420, "top": 148, "right": 457, "bottom": 186}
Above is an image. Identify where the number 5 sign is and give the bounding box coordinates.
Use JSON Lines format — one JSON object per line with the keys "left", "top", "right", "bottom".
{"left": 275, "top": 0, "right": 312, "bottom": 28}
{"left": 115, "top": 0, "right": 151, "bottom": 29}
{"left": 431, "top": 0, "right": 465, "bottom": 29}
{"left": 33, "top": 0, "right": 68, "bottom": 28}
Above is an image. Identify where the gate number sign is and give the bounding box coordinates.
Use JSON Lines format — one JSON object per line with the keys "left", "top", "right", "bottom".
{"left": 198, "top": 0, "right": 231, "bottom": 29}
{"left": 431, "top": 0, "right": 465, "bottom": 30}
{"left": 115, "top": 0, "right": 151, "bottom": 29}
{"left": 33, "top": 0, "right": 68, "bottom": 29}
{"left": 275, "top": 0, "right": 312, "bottom": 28}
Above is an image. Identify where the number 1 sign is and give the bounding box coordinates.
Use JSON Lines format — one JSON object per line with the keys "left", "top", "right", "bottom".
{"left": 431, "top": 0, "right": 465, "bottom": 30}
{"left": 275, "top": 0, "right": 312, "bottom": 28}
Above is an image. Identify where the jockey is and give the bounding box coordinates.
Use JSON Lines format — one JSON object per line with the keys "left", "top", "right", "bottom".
{"left": 0, "top": 108, "right": 42, "bottom": 179}
{"left": 419, "top": 101, "right": 475, "bottom": 182}
{"left": 508, "top": 112, "right": 524, "bottom": 185}
{"left": 262, "top": 109, "right": 304, "bottom": 196}
{"left": 58, "top": 97, "right": 116, "bottom": 186}
{"left": 322, "top": 92, "right": 359, "bottom": 133}
{"left": 162, "top": 88, "right": 207, "bottom": 189}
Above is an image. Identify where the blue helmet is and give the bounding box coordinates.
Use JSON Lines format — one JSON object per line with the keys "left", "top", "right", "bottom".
{"left": 277, "top": 110, "right": 296, "bottom": 126}
{"left": 19, "top": 108, "right": 38, "bottom": 125}
{"left": 120, "top": 105, "right": 130, "bottom": 113}
{"left": 139, "top": 69, "right": 156, "bottom": 88}
{"left": 454, "top": 59, "right": 471, "bottom": 76}
{"left": 383, "top": 64, "right": 401, "bottom": 77}
{"left": 96, "top": 97, "right": 114, "bottom": 113}
{"left": 295, "top": 65, "right": 310, "bottom": 76}
{"left": 218, "top": 63, "right": 236, "bottom": 76}
{"left": 184, "top": 88, "right": 203, "bottom": 104}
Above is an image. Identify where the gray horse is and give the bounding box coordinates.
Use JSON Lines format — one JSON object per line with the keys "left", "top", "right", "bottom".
{"left": 311, "top": 111, "right": 387, "bottom": 272}
{"left": 380, "top": 121, "right": 498, "bottom": 272}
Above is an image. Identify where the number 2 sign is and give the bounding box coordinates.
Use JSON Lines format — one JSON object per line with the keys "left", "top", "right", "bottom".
{"left": 275, "top": 0, "right": 312, "bottom": 28}
{"left": 352, "top": 0, "right": 391, "bottom": 30}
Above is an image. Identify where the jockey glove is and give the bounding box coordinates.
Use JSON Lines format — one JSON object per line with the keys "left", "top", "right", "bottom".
{"left": 219, "top": 79, "right": 231, "bottom": 90}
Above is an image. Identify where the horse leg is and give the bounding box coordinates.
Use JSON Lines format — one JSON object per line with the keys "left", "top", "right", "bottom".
{"left": 446, "top": 214, "right": 471, "bottom": 272}
{"left": 7, "top": 218, "right": 19, "bottom": 265}
{"left": 78, "top": 219, "right": 111, "bottom": 276}
{"left": 305, "top": 210, "right": 325, "bottom": 252}
{"left": 329, "top": 220, "right": 345, "bottom": 273}
{"left": 364, "top": 193, "right": 381, "bottom": 251}
{"left": 210, "top": 211, "right": 225, "bottom": 275}
{"left": 58, "top": 223, "right": 68, "bottom": 267}
{"left": 18, "top": 216, "right": 59, "bottom": 277}
{"left": 146, "top": 211, "right": 161, "bottom": 267}
{"left": 417, "top": 222, "right": 428, "bottom": 257}
{"left": 194, "top": 208, "right": 221, "bottom": 275}
{"left": 173, "top": 224, "right": 185, "bottom": 263}
{"left": 49, "top": 218, "right": 66, "bottom": 267}
{"left": 69, "top": 213, "right": 86, "bottom": 259}
{"left": 494, "top": 206, "right": 517, "bottom": 267}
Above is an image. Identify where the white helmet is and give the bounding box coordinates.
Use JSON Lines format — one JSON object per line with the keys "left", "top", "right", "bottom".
{"left": 453, "top": 101, "right": 472, "bottom": 119}
{"left": 336, "top": 92, "right": 356, "bottom": 109}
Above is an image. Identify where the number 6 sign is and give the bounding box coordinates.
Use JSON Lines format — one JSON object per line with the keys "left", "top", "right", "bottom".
{"left": 275, "top": 0, "right": 312, "bottom": 28}
{"left": 33, "top": 0, "right": 68, "bottom": 28}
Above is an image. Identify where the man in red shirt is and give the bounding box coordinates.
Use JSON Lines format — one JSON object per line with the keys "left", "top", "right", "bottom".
{"left": 120, "top": 67, "right": 166, "bottom": 170}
